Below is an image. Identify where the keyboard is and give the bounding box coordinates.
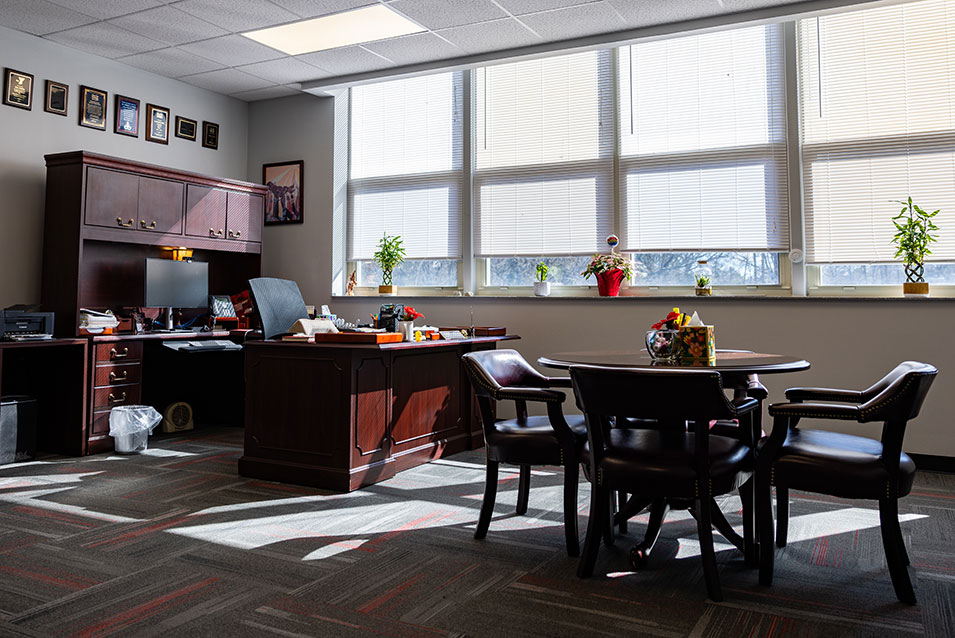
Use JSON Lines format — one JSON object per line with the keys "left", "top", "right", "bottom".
{"left": 2, "top": 333, "right": 53, "bottom": 342}
{"left": 181, "top": 339, "right": 243, "bottom": 352}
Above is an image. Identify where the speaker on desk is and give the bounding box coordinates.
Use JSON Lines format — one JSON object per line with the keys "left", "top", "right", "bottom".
{"left": 162, "top": 402, "right": 194, "bottom": 433}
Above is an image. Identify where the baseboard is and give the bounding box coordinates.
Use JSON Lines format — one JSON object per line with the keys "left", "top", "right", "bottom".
{"left": 911, "top": 453, "right": 955, "bottom": 473}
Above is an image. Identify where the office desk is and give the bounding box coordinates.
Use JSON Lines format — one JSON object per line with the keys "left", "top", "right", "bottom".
{"left": 239, "top": 336, "right": 518, "bottom": 491}
{"left": 0, "top": 339, "right": 88, "bottom": 456}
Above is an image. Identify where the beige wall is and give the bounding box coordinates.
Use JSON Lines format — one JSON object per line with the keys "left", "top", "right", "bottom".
{"left": 0, "top": 25, "right": 249, "bottom": 307}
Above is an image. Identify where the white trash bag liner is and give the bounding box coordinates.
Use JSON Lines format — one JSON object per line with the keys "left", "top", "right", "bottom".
{"left": 109, "top": 405, "right": 162, "bottom": 454}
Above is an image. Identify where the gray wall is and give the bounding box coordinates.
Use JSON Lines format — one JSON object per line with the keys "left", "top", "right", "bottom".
{"left": 0, "top": 25, "right": 249, "bottom": 307}
{"left": 249, "top": 93, "right": 955, "bottom": 458}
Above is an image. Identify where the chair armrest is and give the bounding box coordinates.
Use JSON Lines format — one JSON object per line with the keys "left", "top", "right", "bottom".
{"left": 785, "top": 387, "right": 864, "bottom": 403}
{"left": 543, "top": 376, "right": 573, "bottom": 389}
{"left": 768, "top": 401, "right": 860, "bottom": 420}
{"left": 497, "top": 386, "right": 566, "bottom": 403}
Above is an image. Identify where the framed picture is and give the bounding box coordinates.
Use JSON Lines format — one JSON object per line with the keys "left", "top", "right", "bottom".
{"left": 78, "top": 85, "right": 107, "bottom": 130}
{"left": 202, "top": 121, "right": 219, "bottom": 149}
{"left": 145, "top": 103, "right": 170, "bottom": 144}
{"left": 3, "top": 68, "right": 34, "bottom": 110}
{"left": 114, "top": 95, "right": 140, "bottom": 137}
{"left": 175, "top": 116, "right": 197, "bottom": 141}
{"left": 263, "top": 160, "right": 304, "bottom": 225}
{"left": 44, "top": 80, "right": 68, "bottom": 116}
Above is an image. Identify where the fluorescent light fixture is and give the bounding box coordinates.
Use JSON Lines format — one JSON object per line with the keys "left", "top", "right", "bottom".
{"left": 242, "top": 5, "right": 425, "bottom": 56}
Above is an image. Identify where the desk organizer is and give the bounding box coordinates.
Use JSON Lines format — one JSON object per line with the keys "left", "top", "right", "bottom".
{"left": 679, "top": 325, "right": 715, "bottom": 363}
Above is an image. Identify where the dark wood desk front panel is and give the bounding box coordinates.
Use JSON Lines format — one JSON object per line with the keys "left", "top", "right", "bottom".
{"left": 240, "top": 336, "right": 514, "bottom": 491}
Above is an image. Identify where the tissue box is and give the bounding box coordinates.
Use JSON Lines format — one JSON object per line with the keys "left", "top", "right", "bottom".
{"left": 679, "top": 325, "right": 715, "bottom": 363}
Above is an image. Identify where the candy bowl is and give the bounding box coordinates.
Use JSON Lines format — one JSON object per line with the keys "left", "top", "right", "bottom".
{"left": 645, "top": 328, "right": 680, "bottom": 362}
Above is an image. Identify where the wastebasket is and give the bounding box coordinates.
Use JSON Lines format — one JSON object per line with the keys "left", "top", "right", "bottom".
{"left": 109, "top": 405, "right": 162, "bottom": 454}
{"left": 0, "top": 395, "right": 38, "bottom": 464}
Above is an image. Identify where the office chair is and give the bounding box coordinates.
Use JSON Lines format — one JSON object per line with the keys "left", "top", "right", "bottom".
{"left": 248, "top": 277, "right": 308, "bottom": 339}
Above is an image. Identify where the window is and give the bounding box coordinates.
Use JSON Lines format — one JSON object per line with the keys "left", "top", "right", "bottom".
{"left": 348, "top": 72, "right": 463, "bottom": 286}
{"left": 799, "top": 0, "right": 955, "bottom": 285}
{"left": 617, "top": 24, "right": 788, "bottom": 286}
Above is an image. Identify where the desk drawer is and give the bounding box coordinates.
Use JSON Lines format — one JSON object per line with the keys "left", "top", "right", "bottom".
{"left": 93, "top": 363, "right": 141, "bottom": 388}
{"left": 95, "top": 341, "right": 143, "bottom": 364}
{"left": 91, "top": 410, "right": 111, "bottom": 436}
{"left": 93, "top": 384, "right": 141, "bottom": 410}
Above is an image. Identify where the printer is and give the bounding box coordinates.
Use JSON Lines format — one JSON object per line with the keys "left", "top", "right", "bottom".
{"left": 0, "top": 308, "right": 54, "bottom": 341}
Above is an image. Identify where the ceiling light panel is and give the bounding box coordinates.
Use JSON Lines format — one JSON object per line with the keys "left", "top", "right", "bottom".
{"left": 242, "top": 5, "right": 425, "bottom": 55}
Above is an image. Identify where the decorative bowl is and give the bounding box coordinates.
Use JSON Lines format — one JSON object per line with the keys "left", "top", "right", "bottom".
{"left": 645, "top": 328, "right": 680, "bottom": 362}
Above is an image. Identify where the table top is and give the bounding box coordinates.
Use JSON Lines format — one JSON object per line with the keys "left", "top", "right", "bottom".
{"left": 538, "top": 349, "right": 810, "bottom": 375}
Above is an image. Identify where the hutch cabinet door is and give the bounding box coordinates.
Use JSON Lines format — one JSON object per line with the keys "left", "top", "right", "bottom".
{"left": 226, "top": 191, "right": 264, "bottom": 243}
{"left": 184, "top": 184, "right": 227, "bottom": 239}
{"left": 137, "top": 176, "right": 183, "bottom": 234}
{"left": 85, "top": 167, "right": 139, "bottom": 229}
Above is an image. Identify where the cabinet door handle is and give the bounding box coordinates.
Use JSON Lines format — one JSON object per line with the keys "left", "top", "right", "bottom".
{"left": 108, "top": 391, "right": 127, "bottom": 404}
{"left": 116, "top": 217, "right": 134, "bottom": 228}
{"left": 228, "top": 229, "right": 242, "bottom": 239}
{"left": 209, "top": 228, "right": 223, "bottom": 237}
{"left": 110, "top": 347, "right": 129, "bottom": 359}
{"left": 141, "top": 220, "right": 157, "bottom": 230}
{"left": 109, "top": 370, "right": 128, "bottom": 382}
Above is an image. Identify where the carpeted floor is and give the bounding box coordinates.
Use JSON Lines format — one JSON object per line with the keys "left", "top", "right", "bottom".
{"left": 0, "top": 428, "right": 951, "bottom": 637}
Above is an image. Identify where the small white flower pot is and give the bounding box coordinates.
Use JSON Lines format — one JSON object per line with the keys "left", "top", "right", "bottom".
{"left": 533, "top": 281, "right": 551, "bottom": 297}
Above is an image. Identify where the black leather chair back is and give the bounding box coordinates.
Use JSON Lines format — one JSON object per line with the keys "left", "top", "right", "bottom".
{"left": 248, "top": 277, "right": 308, "bottom": 339}
{"left": 858, "top": 361, "right": 937, "bottom": 422}
{"left": 462, "top": 349, "right": 550, "bottom": 401}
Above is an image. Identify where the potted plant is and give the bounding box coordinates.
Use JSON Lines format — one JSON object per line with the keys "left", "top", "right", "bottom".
{"left": 373, "top": 232, "right": 405, "bottom": 296}
{"left": 397, "top": 306, "right": 424, "bottom": 341}
{"left": 694, "top": 259, "right": 712, "bottom": 296}
{"left": 581, "top": 251, "right": 634, "bottom": 297}
{"left": 892, "top": 197, "right": 938, "bottom": 296}
{"left": 534, "top": 262, "right": 551, "bottom": 296}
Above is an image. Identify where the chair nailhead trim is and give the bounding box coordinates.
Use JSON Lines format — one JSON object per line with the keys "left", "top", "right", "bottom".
{"left": 860, "top": 375, "right": 919, "bottom": 419}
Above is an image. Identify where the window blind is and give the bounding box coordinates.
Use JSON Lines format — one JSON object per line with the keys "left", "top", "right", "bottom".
{"left": 800, "top": 0, "right": 955, "bottom": 264}
{"left": 618, "top": 24, "right": 789, "bottom": 253}
{"left": 473, "top": 51, "right": 614, "bottom": 257}
{"left": 348, "top": 72, "right": 462, "bottom": 261}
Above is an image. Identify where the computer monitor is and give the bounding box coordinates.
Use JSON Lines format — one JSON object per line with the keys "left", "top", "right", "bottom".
{"left": 144, "top": 258, "right": 208, "bottom": 329}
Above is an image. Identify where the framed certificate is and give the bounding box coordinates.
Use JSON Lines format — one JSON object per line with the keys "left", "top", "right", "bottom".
{"left": 175, "top": 116, "right": 197, "bottom": 141}
{"left": 3, "top": 68, "right": 34, "bottom": 110}
{"left": 145, "top": 103, "right": 170, "bottom": 144}
{"left": 202, "top": 120, "right": 219, "bottom": 150}
{"left": 114, "top": 95, "right": 140, "bottom": 137}
{"left": 44, "top": 80, "right": 68, "bottom": 116}
{"left": 79, "top": 85, "right": 107, "bottom": 130}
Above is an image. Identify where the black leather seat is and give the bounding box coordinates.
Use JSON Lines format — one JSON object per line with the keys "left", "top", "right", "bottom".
{"left": 570, "top": 365, "right": 759, "bottom": 601}
{"left": 461, "top": 349, "right": 587, "bottom": 556}
{"left": 757, "top": 361, "right": 938, "bottom": 604}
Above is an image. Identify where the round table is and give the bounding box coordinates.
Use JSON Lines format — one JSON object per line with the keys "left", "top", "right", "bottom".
{"left": 538, "top": 349, "right": 810, "bottom": 568}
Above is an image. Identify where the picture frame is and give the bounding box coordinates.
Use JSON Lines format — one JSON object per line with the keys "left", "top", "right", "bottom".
{"left": 145, "top": 103, "right": 170, "bottom": 144}
{"left": 263, "top": 160, "right": 304, "bottom": 225}
{"left": 175, "top": 116, "right": 197, "bottom": 141}
{"left": 3, "top": 68, "right": 34, "bottom": 110}
{"left": 78, "top": 85, "right": 107, "bottom": 130}
{"left": 202, "top": 120, "right": 219, "bottom": 150}
{"left": 114, "top": 94, "right": 140, "bottom": 137}
{"left": 44, "top": 80, "right": 68, "bottom": 116}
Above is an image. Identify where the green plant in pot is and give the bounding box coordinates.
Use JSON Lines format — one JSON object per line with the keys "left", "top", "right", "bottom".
{"left": 892, "top": 197, "right": 938, "bottom": 296}
{"left": 534, "top": 262, "right": 551, "bottom": 296}
{"left": 373, "top": 232, "right": 406, "bottom": 296}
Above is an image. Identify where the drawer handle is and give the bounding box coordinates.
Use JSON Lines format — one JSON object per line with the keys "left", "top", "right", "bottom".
{"left": 141, "top": 220, "right": 157, "bottom": 230}
{"left": 228, "top": 229, "right": 241, "bottom": 239}
{"left": 109, "top": 370, "right": 128, "bottom": 382}
{"left": 116, "top": 217, "right": 134, "bottom": 228}
{"left": 209, "top": 227, "right": 224, "bottom": 237}
{"left": 110, "top": 347, "right": 129, "bottom": 359}
{"left": 108, "top": 391, "right": 127, "bottom": 404}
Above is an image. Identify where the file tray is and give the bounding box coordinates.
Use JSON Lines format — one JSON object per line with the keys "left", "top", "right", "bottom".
{"left": 312, "top": 332, "right": 403, "bottom": 344}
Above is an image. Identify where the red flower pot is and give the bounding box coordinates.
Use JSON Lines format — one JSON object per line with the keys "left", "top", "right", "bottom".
{"left": 596, "top": 269, "right": 625, "bottom": 296}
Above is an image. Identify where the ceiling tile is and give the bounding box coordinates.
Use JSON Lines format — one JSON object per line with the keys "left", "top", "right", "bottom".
{"left": 495, "top": 0, "right": 603, "bottom": 16}
{"left": 438, "top": 18, "right": 540, "bottom": 55}
{"left": 237, "top": 57, "right": 331, "bottom": 84}
{"left": 117, "top": 47, "right": 226, "bottom": 78}
{"left": 174, "top": 0, "right": 300, "bottom": 32}
{"left": 109, "top": 5, "right": 228, "bottom": 45}
{"left": 179, "top": 34, "right": 285, "bottom": 66}
{"left": 362, "top": 32, "right": 463, "bottom": 67}
{"left": 518, "top": 1, "right": 627, "bottom": 41}
{"left": 180, "top": 68, "right": 274, "bottom": 93}
{"left": 0, "top": 0, "right": 96, "bottom": 36}
{"left": 297, "top": 46, "right": 393, "bottom": 75}
{"left": 722, "top": 0, "right": 811, "bottom": 11}
{"left": 48, "top": 0, "right": 162, "bottom": 20}
{"left": 230, "top": 84, "right": 300, "bottom": 101}
{"left": 606, "top": 0, "right": 720, "bottom": 27}
{"left": 267, "top": 0, "right": 377, "bottom": 19}
{"left": 46, "top": 22, "right": 166, "bottom": 58}
{"left": 388, "top": 0, "right": 506, "bottom": 30}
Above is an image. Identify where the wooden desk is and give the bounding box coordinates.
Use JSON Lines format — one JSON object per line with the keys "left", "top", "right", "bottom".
{"left": 0, "top": 339, "right": 88, "bottom": 456}
{"left": 239, "top": 336, "right": 517, "bottom": 491}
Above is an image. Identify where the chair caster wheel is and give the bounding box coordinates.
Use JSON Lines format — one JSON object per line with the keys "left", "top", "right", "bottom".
{"left": 629, "top": 547, "right": 649, "bottom": 569}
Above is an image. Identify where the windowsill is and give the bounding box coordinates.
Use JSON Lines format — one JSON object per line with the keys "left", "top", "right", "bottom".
{"left": 332, "top": 291, "right": 955, "bottom": 302}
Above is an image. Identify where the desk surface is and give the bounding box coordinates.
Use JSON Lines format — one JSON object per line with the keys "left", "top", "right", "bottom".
{"left": 245, "top": 334, "right": 519, "bottom": 351}
{"left": 91, "top": 330, "right": 233, "bottom": 343}
{"left": 0, "top": 337, "right": 87, "bottom": 350}
{"left": 538, "top": 349, "right": 810, "bottom": 375}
